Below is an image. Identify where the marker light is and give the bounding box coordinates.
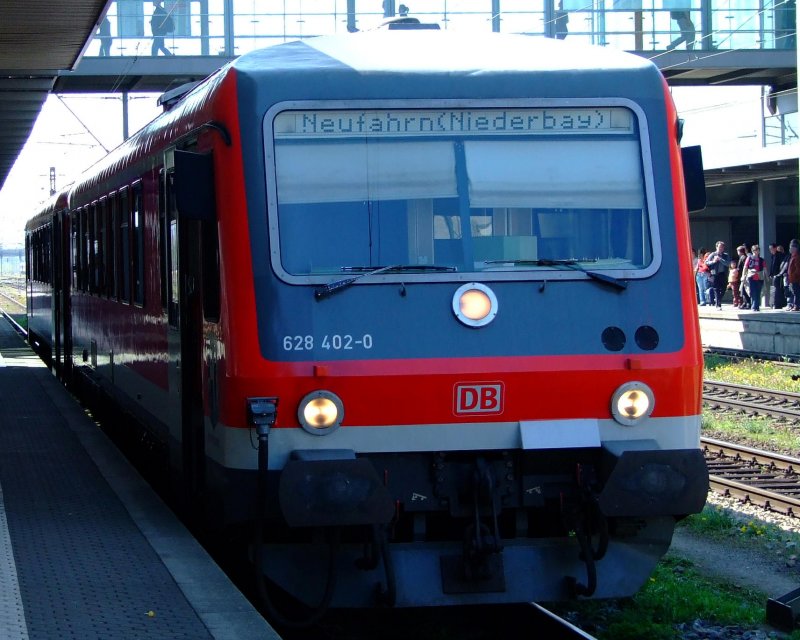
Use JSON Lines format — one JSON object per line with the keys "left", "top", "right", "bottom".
{"left": 298, "top": 390, "right": 344, "bottom": 435}
{"left": 452, "top": 283, "right": 498, "bottom": 327}
{"left": 611, "top": 382, "right": 655, "bottom": 426}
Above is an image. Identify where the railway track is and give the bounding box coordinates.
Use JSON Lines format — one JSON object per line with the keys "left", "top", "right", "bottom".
{"left": 0, "top": 288, "right": 25, "bottom": 311}
{"left": 0, "top": 280, "right": 27, "bottom": 335}
{"left": 703, "top": 379, "right": 800, "bottom": 423}
{"left": 702, "top": 381, "right": 800, "bottom": 515}
{"left": 702, "top": 437, "right": 800, "bottom": 517}
{"left": 529, "top": 603, "right": 598, "bottom": 639}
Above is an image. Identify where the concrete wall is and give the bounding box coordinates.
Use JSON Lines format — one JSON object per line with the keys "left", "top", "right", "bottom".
{"left": 699, "top": 311, "right": 800, "bottom": 355}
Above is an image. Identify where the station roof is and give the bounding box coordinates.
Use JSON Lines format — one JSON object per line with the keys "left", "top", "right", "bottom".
{"left": 0, "top": 0, "right": 109, "bottom": 191}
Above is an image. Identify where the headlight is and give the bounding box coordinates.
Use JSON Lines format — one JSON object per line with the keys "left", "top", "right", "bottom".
{"left": 452, "top": 283, "right": 498, "bottom": 327}
{"left": 611, "top": 382, "right": 654, "bottom": 426}
{"left": 298, "top": 390, "right": 344, "bottom": 435}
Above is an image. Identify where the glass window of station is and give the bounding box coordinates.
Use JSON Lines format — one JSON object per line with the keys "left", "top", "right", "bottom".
{"left": 89, "top": 0, "right": 795, "bottom": 58}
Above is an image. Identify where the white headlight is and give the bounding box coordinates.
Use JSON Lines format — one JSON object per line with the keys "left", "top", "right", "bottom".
{"left": 452, "top": 283, "right": 498, "bottom": 327}
{"left": 611, "top": 382, "right": 654, "bottom": 426}
{"left": 298, "top": 391, "right": 344, "bottom": 435}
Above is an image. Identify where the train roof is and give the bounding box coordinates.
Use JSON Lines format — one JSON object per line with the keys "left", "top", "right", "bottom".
{"left": 228, "top": 31, "right": 666, "bottom": 123}
{"left": 233, "top": 30, "right": 655, "bottom": 78}
{"left": 25, "top": 188, "right": 70, "bottom": 232}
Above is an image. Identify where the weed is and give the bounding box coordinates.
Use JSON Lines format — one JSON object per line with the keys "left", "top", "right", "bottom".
{"left": 552, "top": 557, "right": 766, "bottom": 639}
{"left": 704, "top": 355, "right": 800, "bottom": 394}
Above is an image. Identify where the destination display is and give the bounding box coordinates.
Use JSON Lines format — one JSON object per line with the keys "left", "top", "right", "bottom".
{"left": 274, "top": 107, "right": 634, "bottom": 138}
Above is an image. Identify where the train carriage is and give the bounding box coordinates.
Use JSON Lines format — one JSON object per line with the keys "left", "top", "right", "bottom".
{"left": 27, "top": 30, "right": 708, "bottom": 613}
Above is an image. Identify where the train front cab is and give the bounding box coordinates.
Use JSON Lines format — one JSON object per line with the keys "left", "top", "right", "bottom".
{"left": 35, "top": 36, "right": 713, "bottom": 614}
{"left": 232, "top": 103, "right": 710, "bottom": 608}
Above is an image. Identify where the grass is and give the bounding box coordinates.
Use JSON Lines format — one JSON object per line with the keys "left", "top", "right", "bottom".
{"left": 683, "top": 502, "right": 800, "bottom": 544}
{"left": 551, "top": 556, "right": 770, "bottom": 639}
{"left": 705, "top": 354, "right": 800, "bottom": 394}
{"left": 703, "top": 407, "right": 800, "bottom": 453}
{"left": 607, "top": 558, "right": 764, "bottom": 638}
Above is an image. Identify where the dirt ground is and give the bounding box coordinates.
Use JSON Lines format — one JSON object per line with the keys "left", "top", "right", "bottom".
{"left": 668, "top": 526, "right": 800, "bottom": 600}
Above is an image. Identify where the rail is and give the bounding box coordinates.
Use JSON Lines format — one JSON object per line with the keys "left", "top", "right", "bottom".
{"left": 530, "top": 603, "right": 599, "bottom": 639}
{"left": 0, "top": 309, "right": 27, "bottom": 338}
{"left": 702, "top": 437, "right": 800, "bottom": 517}
{"left": 703, "top": 379, "right": 800, "bottom": 423}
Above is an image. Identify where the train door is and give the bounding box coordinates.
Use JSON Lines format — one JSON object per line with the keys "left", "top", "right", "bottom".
{"left": 163, "top": 154, "right": 206, "bottom": 514}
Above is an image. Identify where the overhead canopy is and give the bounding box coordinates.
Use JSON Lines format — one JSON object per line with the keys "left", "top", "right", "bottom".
{"left": 0, "top": 0, "right": 110, "bottom": 190}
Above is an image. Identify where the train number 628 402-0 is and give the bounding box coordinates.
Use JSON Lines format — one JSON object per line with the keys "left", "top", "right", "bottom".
{"left": 282, "top": 334, "right": 374, "bottom": 351}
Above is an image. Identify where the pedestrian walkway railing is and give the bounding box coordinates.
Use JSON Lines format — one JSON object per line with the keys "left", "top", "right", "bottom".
{"left": 85, "top": 0, "right": 796, "bottom": 59}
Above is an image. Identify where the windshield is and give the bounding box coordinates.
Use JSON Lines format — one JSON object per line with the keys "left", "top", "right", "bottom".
{"left": 270, "top": 106, "right": 653, "bottom": 278}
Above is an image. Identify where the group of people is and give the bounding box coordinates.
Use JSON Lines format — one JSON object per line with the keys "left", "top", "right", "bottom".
{"left": 694, "top": 240, "right": 800, "bottom": 312}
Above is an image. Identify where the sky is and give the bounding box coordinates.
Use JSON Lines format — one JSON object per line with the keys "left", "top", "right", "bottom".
{"left": 0, "top": 93, "right": 161, "bottom": 248}
{"left": 0, "top": 84, "right": 767, "bottom": 248}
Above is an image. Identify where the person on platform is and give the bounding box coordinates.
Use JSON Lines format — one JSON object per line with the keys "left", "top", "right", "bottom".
{"left": 704, "top": 240, "right": 730, "bottom": 309}
{"left": 767, "top": 243, "right": 780, "bottom": 307}
{"left": 97, "top": 16, "right": 112, "bottom": 57}
{"left": 775, "top": 244, "right": 789, "bottom": 309}
{"left": 151, "top": 0, "right": 174, "bottom": 56}
{"left": 787, "top": 240, "right": 800, "bottom": 312}
{"left": 743, "top": 245, "right": 766, "bottom": 311}
{"left": 694, "top": 247, "right": 710, "bottom": 305}
{"left": 727, "top": 246, "right": 744, "bottom": 308}
{"left": 735, "top": 244, "right": 750, "bottom": 309}
{"left": 666, "top": 10, "right": 696, "bottom": 50}
{"left": 555, "top": 0, "right": 569, "bottom": 39}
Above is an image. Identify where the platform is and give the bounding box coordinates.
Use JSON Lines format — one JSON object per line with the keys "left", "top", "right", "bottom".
{"left": 0, "top": 319, "right": 280, "bottom": 640}
{"left": 699, "top": 303, "right": 800, "bottom": 355}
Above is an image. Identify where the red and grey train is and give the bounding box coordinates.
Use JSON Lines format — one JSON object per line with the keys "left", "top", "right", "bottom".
{"left": 26, "top": 30, "right": 709, "bottom": 610}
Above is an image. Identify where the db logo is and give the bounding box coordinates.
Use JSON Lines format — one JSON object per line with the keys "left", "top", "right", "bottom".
{"left": 454, "top": 383, "right": 504, "bottom": 415}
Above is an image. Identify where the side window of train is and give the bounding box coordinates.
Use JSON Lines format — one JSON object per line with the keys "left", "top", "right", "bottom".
{"left": 28, "top": 232, "right": 35, "bottom": 281}
{"left": 105, "top": 195, "right": 116, "bottom": 299}
{"left": 97, "top": 198, "right": 108, "bottom": 296}
{"left": 89, "top": 202, "right": 99, "bottom": 294}
{"left": 166, "top": 170, "right": 179, "bottom": 328}
{"left": 71, "top": 213, "right": 78, "bottom": 289}
{"left": 28, "top": 232, "right": 34, "bottom": 281}
{"left": 118, "top": 187, "right": 131, "bottom": 304}
{"left": 80, "top": 207, "right": 89, "bottom": 292}
{"left": 159, "top": 168, "right": 167, "bottom": 312}
{"left": 132, "top": 181, "right": 145, "bottom": 307}
{"left": 46, "top": 226, "right": 52, "bottom": 284}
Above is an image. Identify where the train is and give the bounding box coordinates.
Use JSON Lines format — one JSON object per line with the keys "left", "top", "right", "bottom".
{"left": 26, "top": 28, "right": 709, "bottom": 616}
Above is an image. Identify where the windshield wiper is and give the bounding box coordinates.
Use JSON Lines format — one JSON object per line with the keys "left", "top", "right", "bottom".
{"left": 340, "top": 265, "right": 457, "bottom": 273}
{"left": 315, "top": 264, "right": 457, "bottom": 300}
{"left": 484, "top": 258, "right": 627, "bottom": 291}
{"left": 484, "top": 258, "right": 594, "bottom": 266}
